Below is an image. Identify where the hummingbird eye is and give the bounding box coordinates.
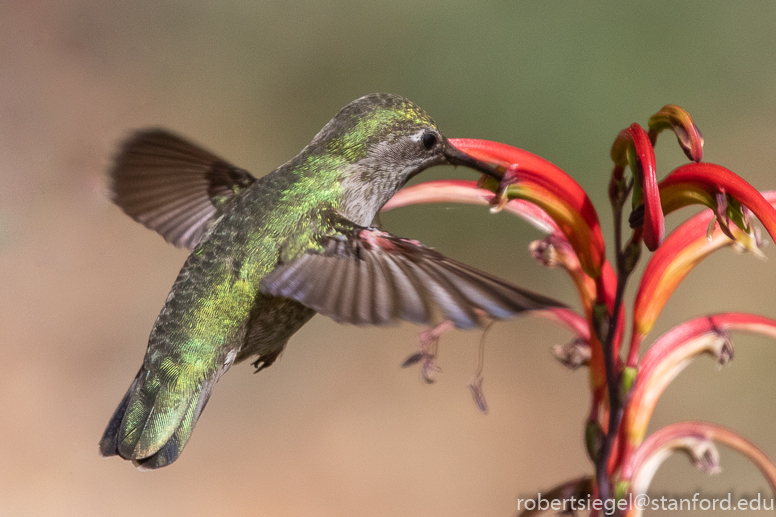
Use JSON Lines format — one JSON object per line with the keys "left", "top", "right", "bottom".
{"left": 421, "top": 132, "right": 438, "bottom": 150}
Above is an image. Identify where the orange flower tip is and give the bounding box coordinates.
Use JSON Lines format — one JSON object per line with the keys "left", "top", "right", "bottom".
{"left": 611, "top": 123, "right": 663, "bottom": 250}
{"left": 468, "top": 376, "right": 488, "bottom": 414}
{"left": 648, "top": 104, "right": 705, "bottom": 162}
{"left": 551, "top": 338, "right": 591, "bottom": 370}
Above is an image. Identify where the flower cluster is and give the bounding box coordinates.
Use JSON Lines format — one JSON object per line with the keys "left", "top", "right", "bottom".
{"left": 382, "top": 105, "right": 776, "bottom": 515}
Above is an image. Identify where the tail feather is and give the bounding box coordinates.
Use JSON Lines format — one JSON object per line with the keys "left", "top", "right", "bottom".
{"left": 99, "top": 359, "right": 228, "bottom": 469}
{"left": 117, "top": 370, "right": 188, "bottom": 460}
{"left": 134, "top": 387, "right": 213, "bottom": 471}
{"left": 99, "top": 369, "right": 140, "bottom": 458}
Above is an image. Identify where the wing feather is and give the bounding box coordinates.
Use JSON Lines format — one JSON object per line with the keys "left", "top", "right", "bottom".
{"left": 110, "top": 129, "right": 257, "bottom": 249}
{"left": 260, "top": 214, "right": 565, "bottom": 328}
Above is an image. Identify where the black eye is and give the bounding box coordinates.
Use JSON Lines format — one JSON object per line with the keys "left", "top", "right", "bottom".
{"left": 421, "top": 132, "right": 437, "bottom": 150}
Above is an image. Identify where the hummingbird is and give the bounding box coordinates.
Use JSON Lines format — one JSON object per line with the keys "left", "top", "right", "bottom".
{"left": 99, "top": 93, "right": 563, "bottom": 470}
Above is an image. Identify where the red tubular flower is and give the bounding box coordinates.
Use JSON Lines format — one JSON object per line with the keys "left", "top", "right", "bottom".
{"left": 448, "top": 138, "right": 606, "bottom": 279}
{"left": 382, "top": 180, "right": 559, "bottom": 234}
{"left": 660, "top": 163, "right": 776, "bottom": 243}
{"left": 628, "top": 192, "right": 774, "bottom": 363}
{"left": 611, "top": 123, "right": 663, "bottom": 251}
{"left": 380, "top": 108, "right": 776, "bottom": 505}
{"left": 648, "top": 104, "right": 704, "bottom": 163}
{"left": 382, "top": 180, "right": 592, "bottom": 342}
{"left": 382, "top": 174, "right": 614, "bottom": 394}
{"left": 621, "top": 421, "right": 776, "bottom": 517}
{"left": 621, "top": 313, "right": 776, "bottom": 460}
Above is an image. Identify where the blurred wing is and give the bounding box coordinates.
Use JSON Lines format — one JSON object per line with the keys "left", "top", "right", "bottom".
{"left": 110, "top": 129, "right": 257, "bottom": 249}
{"left": 260, "top": 215, "right": 565, "bottom": 329}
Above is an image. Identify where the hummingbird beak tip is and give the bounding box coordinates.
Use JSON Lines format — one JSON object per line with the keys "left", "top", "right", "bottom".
{"left": 443, "top": 141, "right": 502, "bottom": 180}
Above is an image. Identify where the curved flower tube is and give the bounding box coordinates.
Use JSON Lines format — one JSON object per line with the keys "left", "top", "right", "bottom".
{"left": 628, "top": 193, "right": 773, "bottom": 362}
{"left": 449, "top": 138, "right": 606, "bottom": 279}
{"left": 380, "top": 108, "right": 776, "bottom": 506}
{"left": 648, "top": 104, "right": 704, "bottom": 162}
{"left": 659, "top": 163, "right": 776, "bottom": 244}
{"left": 382, "top": 180, "right": 559, "bottom": 234}
{"left": 383, "top": 178, "right": 616, "bottom": 315}
{"left": 621, "top": 421, "right": 776, "bottom": 517}
{"left": 621, "top": 313, "right": 776, "bottom": 460}
{"left": 382, "top": 175, "right": 616, "bottom": 397}
{"left": 611, "top": 123, "right": 663, "bottom": 251}
{"left": 535, "top": 307, "right": 590, "bottom": 341}
{"left": 382, "top": 179, "right": 592, "bottom": 340}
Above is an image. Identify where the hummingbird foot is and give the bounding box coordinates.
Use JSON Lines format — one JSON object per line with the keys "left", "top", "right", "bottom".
{"left": 401, "top": 320, "right": 454, "bottom": 383}
{"left": 252, "top": 349, "right": 282, "bottom": 373}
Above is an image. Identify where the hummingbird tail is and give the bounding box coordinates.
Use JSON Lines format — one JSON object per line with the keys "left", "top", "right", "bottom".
{"left": 98, "top": 364, "right": 220, "bottom": 470}
{"left": 98, "top": 369, "right": 139, "bottom": 458}
{"left": 132, "top": 387, "right": 213, "bottom": 471}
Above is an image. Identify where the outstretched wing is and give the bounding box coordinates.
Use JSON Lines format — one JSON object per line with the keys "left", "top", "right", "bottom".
{"left": 110, "top": 129, "right": 257, "bottom": 249}
{"left": 260, "top": 214, "right": 565, "bottom": 329}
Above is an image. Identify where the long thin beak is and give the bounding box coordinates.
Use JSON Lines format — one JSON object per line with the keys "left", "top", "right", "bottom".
{"left": 443, "top": 140, "right": 503, "bottom": 180}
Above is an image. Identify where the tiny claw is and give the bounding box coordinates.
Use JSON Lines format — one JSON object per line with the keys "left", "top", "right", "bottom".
{"left": 252, "top": 350, "right": 281, "bottom": 373}
{"left": 648, "top": 104, "right": 704, "bottom": 162}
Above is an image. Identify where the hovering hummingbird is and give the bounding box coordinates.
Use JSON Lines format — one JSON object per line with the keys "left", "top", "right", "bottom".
{"left": 99, "top": 93, "right": 562, "bottom": 470}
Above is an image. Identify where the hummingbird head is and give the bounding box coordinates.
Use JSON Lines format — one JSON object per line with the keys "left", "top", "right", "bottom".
{"left": 311, "top": 93, "right": 500, "bottom": 226}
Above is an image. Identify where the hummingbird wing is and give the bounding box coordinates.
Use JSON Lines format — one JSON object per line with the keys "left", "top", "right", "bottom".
{"left": 260, "top": 214, "right": 565, "bottom": 329}
{"left": 110, "top": 129, "right": 257, "bottom": 249}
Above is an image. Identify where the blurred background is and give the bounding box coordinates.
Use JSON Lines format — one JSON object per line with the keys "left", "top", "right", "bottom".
{"left": 2, "top": 1, "right": 776, "bottom": 515}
